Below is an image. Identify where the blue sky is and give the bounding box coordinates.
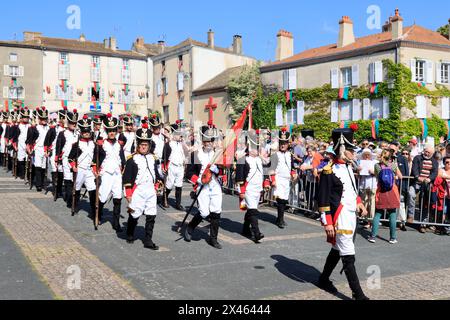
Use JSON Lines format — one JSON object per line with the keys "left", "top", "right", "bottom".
{"left": 2, "top": 0, "right": 449, "bottom": 61}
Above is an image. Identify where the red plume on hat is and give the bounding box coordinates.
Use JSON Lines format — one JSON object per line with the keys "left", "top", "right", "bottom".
{"left": 207, "top": 120, "right": 213, "bottom": 126}
{"left": 36, "top": 107, "right": 40, "bottom": 111}
{"left": 152, "top": 114, "right": 157, "bottom": 119}
{"left": 350, "top": 123, "right": 359, "bottom": 132}
{"left": 142, "top": 123, "right": 149, "bottom": 129}
{"left": 83, "top": 115, "right": 88, "bottom": 120}
{"left": 73, "top": 109, "right": 77, "bottom": 113}
{"left": 255, "top": 129, "right": 260, "bottom": 135}
{"left": 63, "top": 106, "right": 68, "bottom": 111}
{"left": 176, "top": 120, "right": 181, "bottom": 125}
{"left": 107, "top": 113, "right": 112, "bottom": 118}
{"left": 281, "top": 127, "right": 288, "bottom": 133}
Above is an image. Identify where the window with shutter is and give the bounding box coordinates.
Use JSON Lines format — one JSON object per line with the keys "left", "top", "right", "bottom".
{"left": 371, "top": 98, "right": 383, "bottom": 119}
{"left": 341, "top": 67, "right": 352, "bottom": 87}
{"left": 351, "top": 65, "right": 359, "bottom": 87}
{"left": 18, "top": 66, "right": 24, "bottom": 77}
{"left": 426, "top": 61, "right": 434, "bottom": 84}
{"left": 331, "top": 68, "right": 339, "bottom": 89}
{"left": 157, "top": 81, "right": 162, "bottom": 96}
{"left": 442, "top": 97, "right": 450, "bottom": 120}
{"left": 369, "top": 63, "right": 375, "bottom": 84}
{"left": 330, "top": 101, "right": 339, "bottom": 122}
{"left": 382, "top": 97, "right": 389, "bottom": 119}
{"left": 9, "top": 54, "right": 17, "bottom": 62}
{"left": 9, "top": 66, "right": 19, "bottom": 77}
{"left": 286, "top": 109, "right": 298, "bottom": 125}
{"left": 288, "top": 69, "right": 297, "bottom": 90}
{"left": 164, "top": 78, "right": 168, "bottom": 95}
{"left": 352, "top": 99, "right": 361, "bottom": 121}
{"left": 282, "top": 70, "right": 289, "bottom": 90}
{"left": 275, "top": 103, "right": 284, "bottom": 126}
{"left": 297, "top": 101, "right": 305, "bottom": 125}
{"left": 4, "top": 65, "right": 10, "bottom": 76}
{"left": 414, "top": 60, "right": 426, "bottom": 82}
{"left": 177, "top": 72, "right": 184, "bottom": 91}
{"left": 440, "top": 63, "right": 450, "bottom": 84}
{"left": 416, "top": 96, "right": 427, "bottom": 118}
{"left": 363, "top": 98, "right": 371, "bottom": 120}
{"left": 178, "top": 101, "right": 185, "bottom": 120}
{"left": 340, "top": 101, "right": 351, "bottom": 121}
{"left": 374, "top": 61, "right": 383, "bottom": 83}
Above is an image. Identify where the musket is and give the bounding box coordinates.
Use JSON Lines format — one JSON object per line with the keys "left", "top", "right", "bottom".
{"left": 176, "top": 184, "right": 204, "bottom": 235}
{"left": 24, "top": 154, "right": 29, "bottom": 185}
{"left": 71, "top": 135, "right": 80, "bottom": 216}
{"left": 94, "top": 142, "right": 100, "bottom": 230}
{"left": 13, "top": 149, "right": 18, "bottom": 179}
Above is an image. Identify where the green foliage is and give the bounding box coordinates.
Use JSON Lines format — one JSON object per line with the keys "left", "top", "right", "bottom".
{"left": 437, "top": 24, "right": 449, "bottom": 38}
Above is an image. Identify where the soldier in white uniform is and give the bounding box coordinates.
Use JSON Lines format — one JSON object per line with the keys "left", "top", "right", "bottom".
{"left": 163, "top": 120, "right": 188, "bottom": 211}
{"left": 55, "top": 109, "right": 79, "bottom": 208}
{"left": 92, "top": 114, "right": 126, "bottom": 232}
{"left": 121, "top": 114, "right": 136, "bottom": 159}
{"left": 68, "top": 116, "right": 96, "bottom": 217}
{"left": 26, "top": 107, "right": 50, "bottom": 192}
{"left": 317, "top": 128, "right": 369, "bottom": 300}
{"left": 184, "top": 124, "right": 224, "bottom": 249}
{"left": 92, "top": 115, "right": 104, "bottom": 141}
{"left": 0, "top": 111, "right": 6, "bottom": 167}
{"left": 123, "top": 126, "right": 163, "bottom": 250}
{"left": 267, "top": 128, "right": 296, "bottom": 229}
{"left": 16, "top": 108, "right": 31, "bottom": 180}
{"left": 236, "top": 129, "right": 266, "bottom": 244}
{"left": 7, "top": 110, "right": 19, "bottom": 174}
{"left": 44, "top": 107, "right": 67, "bottom": 201}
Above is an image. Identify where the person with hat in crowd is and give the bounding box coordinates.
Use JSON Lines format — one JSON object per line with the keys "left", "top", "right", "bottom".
{"left": 409, "top": 137, "right": 420, "bottom": 159}
{"left": 121, "top": 114, "right": 136, "bottom": 160}
{"left": 0, "top": 111, "right": 5, "bottom": 167}
{"left": 92, "top": 113, "right": 127, "bottom": 232}
{"left": 267, "top": 127, "right": 297, "bottom": 229}
{"left": 26, "top": 107, "right": 50, "bottom": 192}
{"left": 316, "top": 128, "right": 369, "bottom": 300}
{"left": 123, "top": 124, "right": 163, "bottom": 250}
{"left": 184, "top": 123, "right": 224, "bottom": 249}
{"left": 236, "top": 129, "right": 266, "bottom": 244}
{"left": 162, "top": 120, "right": 189, "bottom": 211}
{"left": 15, "top": 107, "right": 31, "bottom": 180}
{"left": 92, "top": 115, "right": 104, "bottom": 141}
{"left": 44, "top": 107, "right": 67, "bottom": 201}
{"left": 56, "top": 109, "right": 79, "bottom": 207}
{"left": 149, "top": 114, "right": 169, "bottom": 205}
{"left": 6, "top": 109, "right": 19, "bottom": 174}
{"left": 68, "top": 115, "right": 97, "bottom": 217}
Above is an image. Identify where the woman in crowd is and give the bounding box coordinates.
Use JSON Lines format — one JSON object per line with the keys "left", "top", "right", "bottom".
{"left": 368, "top": 149, "right": 403, "bottom": 244}
{"left": 357, "top": 149, "right": 378, "bottom": 229}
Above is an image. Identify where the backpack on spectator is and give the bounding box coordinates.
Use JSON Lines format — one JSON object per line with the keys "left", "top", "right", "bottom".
{"left": 378, "top": 164, "right": 395, "bottom": 192}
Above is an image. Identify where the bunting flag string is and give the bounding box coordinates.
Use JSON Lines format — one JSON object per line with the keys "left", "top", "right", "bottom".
{"left": 446, "top": 120, "right": 450, "bottom": 139}
{"left": 370, "top": 83, "right": 379, "bottom": 95}
{"left": 420, "top": 119, "right": 428, "bottom": 140}
{"left": 338, "top": 87, "right": 349, "bottom": 100}
{"left": 371, "top": 119, "right": 379, "bottom": 140}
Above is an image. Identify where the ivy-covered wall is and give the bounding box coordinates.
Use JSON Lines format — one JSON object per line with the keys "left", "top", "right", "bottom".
{"left": 252, "top": 59, "right": 450, "bottom": 144}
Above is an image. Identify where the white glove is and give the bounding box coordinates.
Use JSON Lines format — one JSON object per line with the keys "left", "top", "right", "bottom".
{"left": 210, "top": 165, "right": 219, "bottom": 174}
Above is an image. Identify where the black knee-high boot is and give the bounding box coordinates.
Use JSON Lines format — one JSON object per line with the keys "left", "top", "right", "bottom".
{"left": 57, "top": 172, "right": 64, "bottom": 198}
{"left": 35, "top": 167, "right": 43, "bottom": 191}
{"left": 17, "top": 161, "right": 25, "bottom": 180}
{"left": 112, "top": 199, "right": 123, "bottom": 232}
{"left": 7, "top": 156, "right": 12, "bottom": 172}
{"left": 72, "top": 190, "right": 81, "bottom": 215}
{"left": 184, "top": 213, "right": 203, "bottom": 242}
{"left": 126, "top": 215, "right": 139, "bottom": 243}
{"left": 51, "top": 173, "right": 58, "bottom": 199}
{"left": 88, "top": 190, "right": 97, "bottom": 219}
{"left": 318, "top": 249, "right": 341, "bottom": 293}
{"left": 144, "top": 215, "right": 159, "bottom": 250}
{"left": 64, "top": 180, "right": 73, "bottom": 208}
{"left": 276, "top": 199, "right": 287, "bottom": 228}
{"left": 98, "top": 202, "right": 105, "bottom": 223}
{"left": 208, "top": 213, "right": 222, "bottom": 249}
{"left": 242, "top": 211, "right": 252, "bottom": 237}
{"left": 341, "top": 255, "right": 369, "bottom": 300}
{"left": 175, "top": 187, "right": 184, "bottom": 211}
{"left": 249, "top": 209, "right": 264, "bottom": 243}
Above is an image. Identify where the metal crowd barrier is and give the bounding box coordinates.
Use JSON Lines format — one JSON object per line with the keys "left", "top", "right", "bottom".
{"left": 221, "top": 166, "right": 450, "bottom": 228}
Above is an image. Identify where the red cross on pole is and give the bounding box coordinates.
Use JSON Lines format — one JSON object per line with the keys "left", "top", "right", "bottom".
{"left": 205, "top": 96, "right": 217, "bottom": 124}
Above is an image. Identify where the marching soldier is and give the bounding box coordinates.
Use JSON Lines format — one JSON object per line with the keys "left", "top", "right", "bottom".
{"left": 56, "top": 109, "right": 79, "bottom": 207}
{"left": 68, "top": 115, "right": 96, "bottom": 217}
{"left": 26, "top": 107, "right": 50, "bottom": 192}
{"left": 267, "top": 127, "right": 297, "bottom": 229}
{"left": 184, "top": 124, "right": 224, "bottom": 249}
{"left": 92, "top": 115, "right": 104, "bottom": 141}
{"left": 121, "top": 114, "right": 136, "bottom": 159}
{"left": 16, "top": 108, "right": 31, "bottom": 180}
{"left": 123, "top": 125, "right": 163, "bottom": 250}
{"left": 317, "top": 128, "right": 369, "bottom": 300}
{"left": 236, "top": 129, "right": 266, "bottom": 244}
{"left": 92, "top": 113, "right": 126, "bottom": 232}
{"left": 6, "top": 110, "right": 19, "bottom": 174}
{"left": 150, "top": 114, "right": 168, "bottom": 205}
{"left": 45, "top": 107, "right": 67, "bottom": 201}
{"left": 163, "top": 120, "right": 188, "bottom": 211}
{"left": 0, "top": 111, "right": 7, "bottom": 167}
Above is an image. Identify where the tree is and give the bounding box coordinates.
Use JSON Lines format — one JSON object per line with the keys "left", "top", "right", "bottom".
{"left": 437, "top": 24, "right": 449, "bottom": 38}
{"left": 227, "top": 63, "right": 262, "bottom": 121}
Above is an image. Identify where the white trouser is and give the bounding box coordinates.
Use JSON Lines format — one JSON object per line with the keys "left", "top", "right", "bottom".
{"left": 333, "top": 208, "right": 357, "bottom": 256}
{"left": 0, "top": 139, "right": 5, "bottom": 153}
{"left": 129, "top": 183, "right": 157, "bottom": 219}
{"left": 17, "top": 141, "right": 27, "bottom": 161}
{"left": 34, "top": 147, "right": 47, "bottom": 169}
{"left": 75, "top": 167, "right": 96, "bottom": 192}
{"left": 50, "top": 149, "right": 63, "bottom": 173}
{"left": 62, "top": 157, "right": 72, "bottom": 181}
{"left": 166, "top": 163, "right": 184, "bottom": 190}
{"left": 245, "top": 185, "right": 262, "bottom": 210}
{"left": 198, "top": 182, "right": 222, "bottom": 218}
{"left": 274, "top": 176, "right": 290, "bottom": 201}
{"left": 99, "top": 171, "right": 123, "bottom": 203}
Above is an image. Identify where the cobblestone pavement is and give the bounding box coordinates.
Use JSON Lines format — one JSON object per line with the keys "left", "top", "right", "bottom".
{"left": 2, "top": 170, "right": 450, "bottom": 300}
{"left": 0, "top": 176, "right": 143, "bottom": 300}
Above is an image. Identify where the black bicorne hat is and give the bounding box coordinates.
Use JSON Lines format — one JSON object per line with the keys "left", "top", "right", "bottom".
{"left": 301, "top": 129, "right": 315, "bottom": 139}
{"left": 36, "top": 107, "right": 49, "bottom": 120}
{"left": 66, "top": 109, "right": 79, "bottom": 124}
{"left": 332, "top": 128, "right": 357, "bottom": 152}
{"left": 149, "top": 114, "right": 162, "bottom": 128}
{"left": 103, "top": 113, "right": 119, "bottom": 130}
{"left": 200, "top": 125, "right": 218, "bottom": 142}
{"left": 278, "top": 127, "right": 291, "bottom": 143}
{"left": 58, "top": 107, "right": 68, "bottom": 121}
{"left": 78, "top": 115, "right": 92, "bottom": 133}
{"left": 20, "top": 107, "right": 31, "bottom": 118}
{"left": 123, "top": 114, "right": 134, "bottom": 125}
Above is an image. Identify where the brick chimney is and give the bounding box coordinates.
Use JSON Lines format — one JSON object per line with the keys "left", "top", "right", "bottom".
{"left": 109, "top": 37, "right": 117, "bottom": 51}
{"left": 338, "top": 16, "right": 355, "bottom": 48}
{"left": 382, "top": 16, "right": 393, "bottom": 32}
{"left": 276, "top": 30, "right": 294, "bottom": 61}
{"left": 158, "top": 40, "right": 166, "bottom": 54}
{"left": 135, "top": 37, "right": 145, "bottom": 48}
{"left": 23, "top": 31, "right": 42, "bottom": 42}
{"left": 207, "top": 29, "right": 215, "bottom": 49}
{"left": 233, "top": 35, "right": 242, "bottom": 54}
{"left": 391, "top": 8, "right": 404, "bottom": 40}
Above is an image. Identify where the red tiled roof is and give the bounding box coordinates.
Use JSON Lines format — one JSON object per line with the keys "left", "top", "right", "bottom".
{"left": 269, "top": 25, "right": 450, "bottom": 67}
